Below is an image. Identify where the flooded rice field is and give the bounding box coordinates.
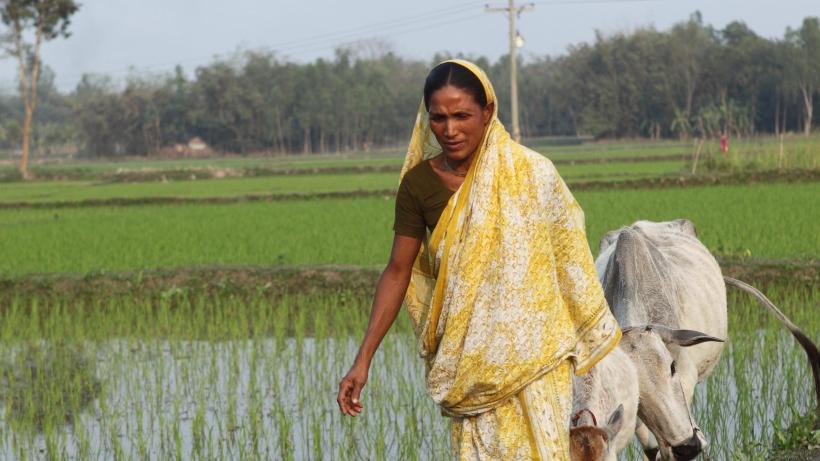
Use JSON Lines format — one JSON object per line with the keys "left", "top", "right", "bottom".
{"left": 0, "top": 286, "right": 816, "bottom": 460}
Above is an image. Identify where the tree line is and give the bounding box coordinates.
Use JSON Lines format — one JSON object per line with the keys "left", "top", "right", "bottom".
{"left": 0, "top": 12, "right": 818, "bottom": 158}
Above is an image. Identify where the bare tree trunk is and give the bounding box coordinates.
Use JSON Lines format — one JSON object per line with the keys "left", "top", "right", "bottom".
{"left": 691, "top": 137, "right": 704, "bottom": 175}
{"left": 351, "top": 118, "right": 359, "bottom": 152}
{"left": 319, "top": 128, "right": 325, "bottom": 153}
{"left": 782, "top": 101, "right": 788, "bottom": 135}
{"left": 801, "top": 85, "right": 814, "bottom": 136}
{"left": 774, "top": 95, "right": 780, "bottom": 136}
{"left": 14, "top": 18, "right": 44, "bottom": 180}
{"left": 275, "top": 111, "right": 285, "bottom": 154}
{"left": 568, "top": 108, "right": 580, "bottom": 138}
{"left": 302, "top": 127, "right": 310, "bottom": 154}
{"left": 143, "top": 125, "right": 151, "bottom": 158}
{"left": 20, "top": 106, "right": 33, "bottom": 176}
{"left": 335, "top": 130, "right": 341, "bottom": 153}
{"left": 154, "top": 115, "right": 161, "bottom": 157}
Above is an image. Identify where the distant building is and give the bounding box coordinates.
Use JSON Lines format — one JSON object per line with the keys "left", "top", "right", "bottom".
{"left": 161, "top": 137, "right": 213, "bottom": 158}
{"left": 188, "top": 137, "right": 208, "bottom": 152}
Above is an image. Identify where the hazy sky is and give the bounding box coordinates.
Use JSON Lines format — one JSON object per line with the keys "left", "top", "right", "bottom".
{"left": 0, "top": 0, "right": 817, "bottom": 92}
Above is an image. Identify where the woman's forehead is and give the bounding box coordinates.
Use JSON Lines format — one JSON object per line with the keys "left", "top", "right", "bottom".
{"left": 428, "top": 85, "right": 483, "bottom": 112}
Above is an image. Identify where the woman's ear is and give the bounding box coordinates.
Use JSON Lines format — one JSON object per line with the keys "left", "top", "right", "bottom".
{"left": 483, "top": 102, "right": 494, "bottom": 124}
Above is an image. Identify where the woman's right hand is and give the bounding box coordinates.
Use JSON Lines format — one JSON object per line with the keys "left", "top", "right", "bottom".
{"left": 336, "top": 234, "right": 420, "bottom": 417}
{"left": 337, "top": 360, "right": 369, "bottom": 416}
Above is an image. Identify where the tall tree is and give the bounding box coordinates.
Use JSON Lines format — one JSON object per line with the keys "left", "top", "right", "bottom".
{"left": 786, "top": 17, "right": 820, "bottom": 136}
{"left": 1, "top": 0, "right": 79, "bottom": 178}
{"left": 667, "top": 12, "right": 717, "bottom": 120}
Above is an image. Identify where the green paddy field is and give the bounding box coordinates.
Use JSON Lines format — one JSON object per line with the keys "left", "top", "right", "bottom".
{"left": 0, "top": 182, "right": 817, "bottom": 275}
{"left": 0, "top": 137, "right": 817, "bottom": 460}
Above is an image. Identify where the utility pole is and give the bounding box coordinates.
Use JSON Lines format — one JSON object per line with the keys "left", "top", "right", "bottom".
{"left": 486, "top": 1, "right": 534, "bottom": 143}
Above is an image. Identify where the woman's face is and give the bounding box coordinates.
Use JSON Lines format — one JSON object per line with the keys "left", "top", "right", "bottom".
{"left": 428, "top": 85, "right": 493, "bottom": 161}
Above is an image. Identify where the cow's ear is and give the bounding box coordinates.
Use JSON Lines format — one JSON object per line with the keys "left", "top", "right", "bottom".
{"left": 598, "top": 229, "right": 621, "bottom": 254}
{"left": 604, "top": 404, "right": 624, "bottom": 441}
{"left": 651, "top": 324, "right": 724, "bottom": 347}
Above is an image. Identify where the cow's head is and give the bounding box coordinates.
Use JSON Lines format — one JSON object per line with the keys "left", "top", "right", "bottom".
{"left": 569, "top": 405, "right": 624, "bottom": 461}
{"left": 620, "top": 325, "right": 723, "bottom": 461}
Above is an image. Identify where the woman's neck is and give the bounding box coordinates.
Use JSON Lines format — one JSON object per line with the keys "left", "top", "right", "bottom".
{"left": 443, "top": 152, "right": 473, "bottom": 176}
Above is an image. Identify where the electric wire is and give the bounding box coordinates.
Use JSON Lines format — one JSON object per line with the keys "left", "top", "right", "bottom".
{"left": 0, "top": 0, "right": 670, "bottom": 91}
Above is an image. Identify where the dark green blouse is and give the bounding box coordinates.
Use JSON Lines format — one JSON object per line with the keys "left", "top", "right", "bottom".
{"left": 393, "top": 160, "right": 455, "bottom": 239}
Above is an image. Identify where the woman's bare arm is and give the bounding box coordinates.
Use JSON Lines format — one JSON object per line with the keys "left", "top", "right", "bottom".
{"left": 337, "top": 234, "right": 421, "bottom": 416}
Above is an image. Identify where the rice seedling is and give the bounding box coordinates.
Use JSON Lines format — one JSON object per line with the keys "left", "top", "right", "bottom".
{"left": 0, "top": 134, "right": 794, "bottom": 175}
{"left": 695, "top": 134, "right": 820, "bottom": 173}
{"left": 0, "top": 283, "right": 815, "bottom": 460}
{"left": 0, "top": 172, "right": 400, "bottom": 204}
{"left": 0, "top": 182, "right": 816, "bottom": 276}
{"left": 0, "top": 160, "right": 691, "bottom": 205}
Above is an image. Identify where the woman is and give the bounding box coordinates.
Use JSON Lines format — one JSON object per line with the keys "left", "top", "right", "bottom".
{"left": 337, "top": 60, "right": 621, "bottom": 460}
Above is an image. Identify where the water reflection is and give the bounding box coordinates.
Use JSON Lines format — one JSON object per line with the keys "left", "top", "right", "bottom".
{"left": 0, "top": 329, "right": 812, "bottom": 460}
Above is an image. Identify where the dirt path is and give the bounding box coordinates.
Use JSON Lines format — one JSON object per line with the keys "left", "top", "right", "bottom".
{"left": 1, "top": 259, "right": 815, "bottom": 304}
{"left": 0, "top": 189, "right": 399, "bottom": 209}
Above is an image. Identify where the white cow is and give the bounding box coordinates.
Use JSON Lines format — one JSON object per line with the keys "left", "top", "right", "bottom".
{"left": 595, "top": 219, "right": 727, "bottom": 460}
{"left": 593, "top": 219, "right": 820, "bottom": 461}
{"left": 570, "top": 324, "right": 721, "bottom": 461}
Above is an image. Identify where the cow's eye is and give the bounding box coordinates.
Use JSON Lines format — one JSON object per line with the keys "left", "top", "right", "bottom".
{"left": 670, "top": 361, "right": 677, "bottom": 376}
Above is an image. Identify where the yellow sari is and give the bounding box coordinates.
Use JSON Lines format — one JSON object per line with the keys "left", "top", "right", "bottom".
{"left": 400, "top": 60, "right": 621, "bottom": 460}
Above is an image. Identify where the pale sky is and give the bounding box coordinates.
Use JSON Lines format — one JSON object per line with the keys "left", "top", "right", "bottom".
{"left": 0, "top": 0, "right": 817, "bottom": 92}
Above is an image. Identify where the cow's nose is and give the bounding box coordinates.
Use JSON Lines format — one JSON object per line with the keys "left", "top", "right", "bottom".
{"left": 671, "top": 433, "right": 702, "bottom": 460}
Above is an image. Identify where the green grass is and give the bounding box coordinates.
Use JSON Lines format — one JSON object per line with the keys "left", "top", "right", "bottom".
{"left": 0, "top": 285, "right": 815, "bottom": 459}
{"left": 6, "top": 134, "right": 814, "bottom": 179}
{"left": 0, "top": 134, "right": 816, "bottom": 460}
{"left": 538, "top": 140, "right": 688, "bottom": 160}
{"left": 539, "top": 134, "right": 820, "bottom": 164}
{"left": 578, "top": 182, "right": 820, "bottom": 259}
{"left": 0, "top": 182, "right": 816, "bottom": 276}
{"left": 695, "top": 135, "right": 820, "bottom": 172}
{"left": 0, "top": 172, "right": 400, "bottom": 203}
{"left": 0, "top": 151, "right": 407, "bottom": 176}
{"left": 558, "top": 159, "right": 687, "bottom": 180}
{"left": 0, "top": 160, "right": 688, "bottom": 204}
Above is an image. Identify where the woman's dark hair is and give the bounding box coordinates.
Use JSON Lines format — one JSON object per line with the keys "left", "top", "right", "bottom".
{"left": 423, "top": 62, "right": 488, "bottom": 111}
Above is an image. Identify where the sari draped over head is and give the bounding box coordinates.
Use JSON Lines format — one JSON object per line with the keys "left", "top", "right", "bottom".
{"left": 399, "top": 60, "right": 621, "bottom": 460}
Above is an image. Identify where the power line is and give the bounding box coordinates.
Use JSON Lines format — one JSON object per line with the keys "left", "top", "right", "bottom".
{"left": 0, "top": 0, "right": 670, "bottom": 90}
{"left": 279, "top": 13, "right": 488, "bottom": 59}
{"left": 486, "top": 1, "right": 534, "bottom": 143}
{"left": 264, "top": 2, "right": 481, "bottom": 51}
{"left": 0, "top": 2, "right": 484, "bottom": 87}
{"left": 481, "top": 0, "right": 662, "bottom": 141}
{"left": 533, "top": 0, "right": 664, "bottom": 5}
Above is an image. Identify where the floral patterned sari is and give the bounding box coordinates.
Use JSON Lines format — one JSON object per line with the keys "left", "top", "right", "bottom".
{"left": 400, "top": 60, "right": 621, "bottom": 460}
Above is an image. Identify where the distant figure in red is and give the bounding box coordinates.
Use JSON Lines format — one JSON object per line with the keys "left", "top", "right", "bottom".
{"left": 720, "top": 134, "right": 729, "bottom": 154}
